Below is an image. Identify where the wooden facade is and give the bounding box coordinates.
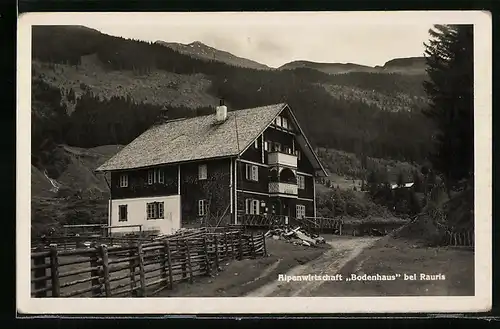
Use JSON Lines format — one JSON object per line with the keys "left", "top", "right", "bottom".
{"left": 108, "top": 105, "right": 322, "bottom": 229}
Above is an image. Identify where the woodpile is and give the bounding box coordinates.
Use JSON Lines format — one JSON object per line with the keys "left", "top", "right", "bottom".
{"left": 264, "top": 226, "right": 326, "bottom": 247}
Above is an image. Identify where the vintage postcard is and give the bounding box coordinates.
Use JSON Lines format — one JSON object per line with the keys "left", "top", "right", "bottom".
{"left": 17, "top": 11, "right": 492, "bottom": 315}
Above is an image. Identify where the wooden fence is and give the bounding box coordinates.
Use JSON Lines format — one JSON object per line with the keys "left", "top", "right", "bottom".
{"left": 238, "top": 214, "right": 343, "bottom": 234}
{"left": 31, "top": 227, "right": 266, "bottom": 298}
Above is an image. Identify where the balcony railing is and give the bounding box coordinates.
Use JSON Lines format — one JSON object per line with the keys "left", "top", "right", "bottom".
{"left": 267, "top": 152, "right": 297, "bottom": 168}
{"left": 269, "top": 182, "right": 298, "bottom": 196}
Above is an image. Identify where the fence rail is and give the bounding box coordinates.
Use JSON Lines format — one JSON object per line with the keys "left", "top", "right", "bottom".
{"left": 31, "top": 227, "right": 266, "bottom": 298}
{"left": 238, "top": 214, "right": 343, "bottom": 234}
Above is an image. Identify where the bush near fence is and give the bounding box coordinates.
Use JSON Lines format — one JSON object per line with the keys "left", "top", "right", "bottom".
{"left": 31, "top": 226, "right": 266, "bottom": 298}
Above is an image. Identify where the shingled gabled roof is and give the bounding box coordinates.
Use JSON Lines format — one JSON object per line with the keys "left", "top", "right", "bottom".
{"left": 96, "top": 103, "right": 328, "bottom": 176}
{"left": 96, "top": 103, "right": 286, "bottom": 172}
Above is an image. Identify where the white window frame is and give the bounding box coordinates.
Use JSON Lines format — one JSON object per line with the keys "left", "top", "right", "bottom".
{"left": 282, "top": 117, "right": 288, "bottom": 129}
{"left": 119, "top": 174, "right": 128, "bottom": 188}
{"left": 198, "top": 164, "right": 208, "bottom": 180}
{"left": 264, "top": 141, "right": 269, "bottom": 151}
{"left": 296, "top": 150, "right": 301, "bottom": 160}
{"left": 146, "top": 202, "right": 164, "bottom": 220}
{"left": 118, "top": 205, "right": 128, "bottom": 222}
{"left": 245, "top": 164, "right": 259, "bottom": 181}
{"left": 297, "top": 175, "right": 305, "bottom": 190}
{"left": 273, "top": 142, "right": 282, "bottom": 152}
{"left": 198, "top": 199, "right": 209, "bottom": 216}
{"left": 254, "top": 139, "right": 259, "bottom": 149}
{"left": 296, "top": 205, "right": 306, "bottom": 219}
{"left": 245, "top": 199, "right": 260, "bottom": 215}
{"left": 275, "top": 116, "right": 282, "bottom": 126}
{"left": 147, "top": 169, "right": 164, "bottom": 185}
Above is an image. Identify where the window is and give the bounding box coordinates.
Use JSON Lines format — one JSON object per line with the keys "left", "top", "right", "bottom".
{"left": 198, "top": 199, "right": 209, "bottom": 216}
{"left": 273, "top": 142, "right": 282, "bottom": 152}
{"left": 275, "top": 116, "right": 282, "bottom": 126}
{"left": 264, "top": 141, "right": 269, "bottom": 151}
{"left": 245, "top": 164, "right": 259, "bottom": 181}
{"left": 297, "top": 175, "right": 305, "bottom": 189}
{"left": 147, "top": 169, "right": 164, "bottom": 185}
{"left": 118, "top": 205, "right": 128, "bottom": 222}
{"left": 296, "top": 205, "right": 306, "bottom": 219}
{"left": 245, "top": 199, "right": 260, "bottom": 215}
{"left": 198, "top": 164, "right": 207, "bottom": 180}
{"left": 119, "top": 174, "right": 128, "bottom": 188}
{"left": 147, "top": 202, "right": 164, "bottom": 220}
{"left": 158, "top": 169, "right": 164, "bottom": 184}
{"left": 254, "top": 139, "right": 259, "bottom": 149}
{"left": 296, "top": 150, "right": 301, "bottom": 160}
{"left": 282, "top": 117, "right": 288, "bottom": 129}
{"left": 285, "top": 147, "right": 292, "bottom": 154}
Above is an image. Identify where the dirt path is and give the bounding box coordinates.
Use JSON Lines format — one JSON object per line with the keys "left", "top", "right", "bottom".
{"left": 245, "top": 236, "right": 380, "bottom": 297}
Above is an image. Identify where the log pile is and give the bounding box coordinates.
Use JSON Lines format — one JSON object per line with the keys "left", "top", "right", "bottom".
{"left": 264, "top": 226, "right": 326, "bottom": 247}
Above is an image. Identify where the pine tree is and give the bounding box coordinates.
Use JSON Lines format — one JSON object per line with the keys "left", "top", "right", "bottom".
{"left": 423, "top": 24, "right": 474, "bottom": 195}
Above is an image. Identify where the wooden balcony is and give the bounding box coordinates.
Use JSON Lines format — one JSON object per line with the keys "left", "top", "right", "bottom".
{"left": 268, "top": 182, "right": 298, "bottom": 197}
{"left": 267, "top": 152, "right": 297, "bottom": 168}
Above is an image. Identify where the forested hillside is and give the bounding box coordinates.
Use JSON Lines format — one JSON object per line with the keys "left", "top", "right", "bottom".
{"left": 32, "top": 25, "right": 434, "bottom": 174}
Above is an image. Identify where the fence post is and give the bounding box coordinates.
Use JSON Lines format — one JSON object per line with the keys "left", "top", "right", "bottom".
{"left": 214, "top": 235, "right": 219, "bottom": 271}
{"left": 137, "top": 243, "right": 147, "bottom": 297}
{"left": 128, "top": 243, "right": 137, "bottom": 297}
{"left": 165, "top": 240, "right": 173, "bottom": 289}
{"left": 230, "top": 231, "right": 235, "bottom": 259}
{"left": 99, "top": 245, "right": 111, "bottom": 297}
{"left": 33, "top": 248, "right": 47, "bottom": 297}
{"left": 238, "top": 231, "right": 243, "bottom": 260}
{"left": 90, "top": 248, "right": 102, "bottom": 297}
{"left": 223, "top": 227, "right": 228, "bottom": 260}
{"left": 250, "top": 231, "right": 255, "bottom": 258}
{"left": 262, "top": 232, "right": 267, "bottom": 256}
{"left": 49, "top": 246, "right": 60, "bottom": 297}
{"left": 203, "top": 235, "right": 211, "bottom": 276}
{"left": 185, "top": 239, "right": 193, "bottom": 283}
{"left": 159, "top": 241, "right": 167, "bottom": 288}
{"left": 179, "top": 239, "right": 187, "bottom": 280}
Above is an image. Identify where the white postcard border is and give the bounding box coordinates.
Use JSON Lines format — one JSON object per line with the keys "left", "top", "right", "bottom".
{"left": 17, "top": 10, "right": 492, "bottom": 314}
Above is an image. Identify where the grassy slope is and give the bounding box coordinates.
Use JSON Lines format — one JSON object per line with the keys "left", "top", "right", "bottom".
{"left": 33, "top": 55, "right": 219, "bottom": 114}
{"left": 31, "top": 145, "right": 124, "bottom": 236}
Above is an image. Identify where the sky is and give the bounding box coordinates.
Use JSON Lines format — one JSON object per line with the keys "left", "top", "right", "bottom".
{"left": 75, "top": 13, "right": 436, "bottom": 68}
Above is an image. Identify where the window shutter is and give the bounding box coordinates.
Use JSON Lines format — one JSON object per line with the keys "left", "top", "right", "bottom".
{"left": 245, "top": 199, "right": 249, "bottom": 214}
{"left": 245, "top": 164, "right": 250, "bottom": 180}
{"left": 159, "top": 202, "right": 164, "bottom": 219}
{"left": 251, "top": 165, "right": 259, "bottom": 181}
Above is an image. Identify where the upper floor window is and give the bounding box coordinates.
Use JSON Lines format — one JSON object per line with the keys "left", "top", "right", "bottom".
{"left": 118, "top": 205, "right": 128, "bottom": 222}
{"left": 282, "top": 117, "right": 288, "bottom": 129}
{"left": 198, "top": 164, "right": 208, "bottom": 180}
{"left": 273, "top": 142, "right": 282, "bottom": 153}
{"left": 245, "top": 164, "right": 259, "bottom": 182}
{"left": 264, "top": 141, "right": 269, "bottom": 151}
{"left": 119, "top": 174, "right": 128, "bottom": 188}
{"left": 147, "top": 168, "right": 164, "bottom": 185}
{"left": 275, "top": 116, "right": 282, "bottom": 126}
{"left": 245, "top": 199, "right": 260, "bottom": 215}
{"left": 198, "top": 199, "right": 209, "bottom": 216}
{"left": 254, "top": 138, "right": 259, "bottom": 149}
{"left": 295, "top": 149, "right": 302, "bottom": 160}
{"left": 146, "top": 202, "right": 164, "bottom": 220}
{"left": 297, "top": 175, "right": 305, "bottom": 189}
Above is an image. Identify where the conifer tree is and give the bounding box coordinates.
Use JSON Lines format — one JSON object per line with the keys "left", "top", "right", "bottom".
{"left": 423, "top": 24, "right": 474, "bottom": 195}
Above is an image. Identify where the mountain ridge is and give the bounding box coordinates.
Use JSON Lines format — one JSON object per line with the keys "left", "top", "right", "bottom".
{"left": 156, "top": 40, "right": 273, "bottom": 70}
